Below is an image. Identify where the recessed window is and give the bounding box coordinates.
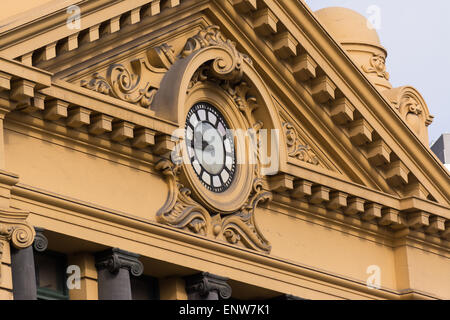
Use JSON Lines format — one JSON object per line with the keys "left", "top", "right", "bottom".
{"left": 131, "top": 275, "right": 159, "bottom": 300}
{"left": 34, "top": 251, "right": 69, "bottom": 300}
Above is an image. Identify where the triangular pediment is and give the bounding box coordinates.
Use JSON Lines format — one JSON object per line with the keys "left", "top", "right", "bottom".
{"left": 38, "top": 21, "right": 390, "bottom": 192}
{"left": 1, "top": 0, "right": 448, "bottom": 207}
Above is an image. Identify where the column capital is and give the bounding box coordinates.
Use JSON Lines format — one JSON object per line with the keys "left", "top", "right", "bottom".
{"left": 0, "top": 209, "right": 35, "bottom": 250}
{"left": 33, "top": 227, "right": 48, "bottom": 252}
{"left": 184, "top": 272, "right": 232, "bottom": 300}
{"left": 95, "top": 248, "right": 143, "bottom": 276}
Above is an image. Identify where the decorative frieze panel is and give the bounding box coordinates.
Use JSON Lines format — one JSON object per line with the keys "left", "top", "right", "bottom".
{"left": 81, "top": 44, "right": 176, "bottom": 109}
{"left": 277, "top": 111, "right": 324, "bottom": 168}
{"left": 282, "top": 122, "right": 319, "bottom": 165}
{"left": 80, "top": 25, "right": 252, "bottom": 113}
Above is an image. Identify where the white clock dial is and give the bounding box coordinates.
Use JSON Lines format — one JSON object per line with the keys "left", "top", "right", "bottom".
{"left": 185, "top": 103, "right": 236, "bottom": 193}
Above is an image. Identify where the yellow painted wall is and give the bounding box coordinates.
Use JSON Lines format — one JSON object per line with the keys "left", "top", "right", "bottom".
{"left": 257, "top": 206, "right": 398, "bottom": 291}
{"left": 394, "top": 245, "right": 450, "bottom": 298}
{"left": 0, "top": 0, "right": 54, "bottom": 23}
{"left": 4, "top": 127, "right": 167, "bottom": 221}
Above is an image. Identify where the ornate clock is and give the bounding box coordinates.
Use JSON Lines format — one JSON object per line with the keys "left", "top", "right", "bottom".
{"left": 185, "top": 102, "right": 236, "bottom": 193}
{"left": 177, "top": 84, "right": 255, "bottom": 215}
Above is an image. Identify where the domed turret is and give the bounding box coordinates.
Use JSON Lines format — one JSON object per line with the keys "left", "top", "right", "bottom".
{"left": 315, "top": 7, "right": 434, "bottom": 146}
{"left": 315, "top": 7, "right": 392, "bottom": 91}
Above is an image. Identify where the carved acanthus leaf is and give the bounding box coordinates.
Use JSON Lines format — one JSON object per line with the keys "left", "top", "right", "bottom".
{"left": 81, "top": 43, "right": 175, "bottom": 108}
{"left": 282, "top": 121, "right": 320, "bottom": 165}
{"left": 220, "top": 178, "right": 272, "bottom": 253}
{"left": 399, "top": 96, "right": 422, "bottom": 115}
{"left": 181, "top": 25, "right": 252, "bottom": 82}
{"left": 222, "top": 80, "right": 258, "bottom": 128}
{"left": 384, "top": 86, "right": 434, "bottom": 144}
{"left": 187, "top": 65, "right": 209, "bottom": 94}
{"left": 155, "top": 159, "right": 211, "bottom": 236}
{"left": 81, "top": 25, "right": 253, "bottom": 110}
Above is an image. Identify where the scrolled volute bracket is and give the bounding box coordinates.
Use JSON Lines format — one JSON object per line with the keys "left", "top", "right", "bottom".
{"left": 95, "top": 248, "right": 144, "bottom": 277}
{"left": 185, "top": 272, "right": 232, "bottom": 300}
{"left": 0, "top": 209, "right": 35, "bottom": 250}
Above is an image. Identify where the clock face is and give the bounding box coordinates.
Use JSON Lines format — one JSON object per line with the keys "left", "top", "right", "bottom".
{"left": 185, "top": 102, "right": 236, "bottom": 193}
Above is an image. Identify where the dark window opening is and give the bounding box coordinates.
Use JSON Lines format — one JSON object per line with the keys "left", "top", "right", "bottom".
{"left": 131, "top": 275, "right": 159, "bottom": 300}
{"left": 34, "top": 250, "right": 69, "bottom": 300}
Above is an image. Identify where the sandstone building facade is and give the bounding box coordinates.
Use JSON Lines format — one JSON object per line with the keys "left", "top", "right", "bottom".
{"left": 0, "top": 0, "right": 448, "bottom": 300}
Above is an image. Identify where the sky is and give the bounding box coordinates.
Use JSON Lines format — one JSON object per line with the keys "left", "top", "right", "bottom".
{"left": 306, "top": 0, "right": 450, "bottom": 145}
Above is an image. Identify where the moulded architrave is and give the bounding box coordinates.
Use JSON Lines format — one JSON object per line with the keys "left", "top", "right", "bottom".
{"left": 7, "top": 184, "right": 422, "bottom": 300}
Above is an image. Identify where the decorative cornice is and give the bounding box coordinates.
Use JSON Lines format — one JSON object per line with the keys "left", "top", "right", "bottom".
{"left": 0, "top": 0, "right": 448, "bottom": 202}
{"left": 10, "top": 181, "right": 449, "bottom": 299}
{"left": 0, "top": 0, "right": 182, "bottom": 61}
{"left": 95, "top": 247, "right": 144, "bottom": 276}
{"left": 184, "top": 272, "right": 232, "bottom": 299}
{"left": 33, "top": 227, "right": 48, "bottom": 252}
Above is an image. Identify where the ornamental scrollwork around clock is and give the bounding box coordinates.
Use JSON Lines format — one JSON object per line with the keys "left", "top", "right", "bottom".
{"left": 148, "top": 25, "right": 272, "bottom": 253}
{"left": 155, "top": 159, "right": 212, "bottom": 237}
{"left": 81, "top": 43, "right": 176, "bottom": 108}
{"left": 155, "top": 138, "right": 272, "bottom": 254}
{"left": 180, "top": 25, "right": 252, "bottom": 81}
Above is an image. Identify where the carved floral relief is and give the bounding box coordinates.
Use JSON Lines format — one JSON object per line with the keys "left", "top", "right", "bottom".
{"left": 362, "top": 54, "right": 390, "bottom": 80}
{"left": 81, "top": 43, "right": 176, "bottom": 108}
{"left": 80, "top": 25, "right": 252, "bottom": 110}
{"left": 384, "top": 86, "right": 434, "bottom": 144}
